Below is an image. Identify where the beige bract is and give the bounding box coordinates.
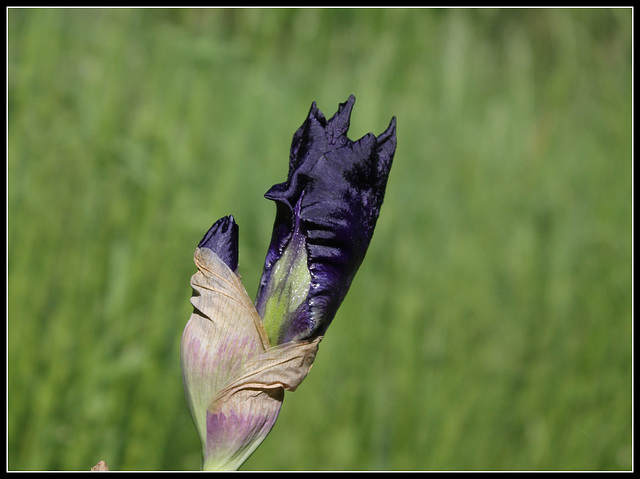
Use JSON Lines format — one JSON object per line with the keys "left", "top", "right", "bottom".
{"left": 181, "top": 247, "right": 321, "bottom": 471}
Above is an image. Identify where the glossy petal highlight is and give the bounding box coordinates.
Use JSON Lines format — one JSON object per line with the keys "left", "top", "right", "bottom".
{"left": 255, "top": 95, "right": 397, "bottom": 344}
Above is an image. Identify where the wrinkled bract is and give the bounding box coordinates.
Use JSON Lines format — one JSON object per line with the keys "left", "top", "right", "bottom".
{"left": 181, "top": 246, "right": 320, "bottom": 470}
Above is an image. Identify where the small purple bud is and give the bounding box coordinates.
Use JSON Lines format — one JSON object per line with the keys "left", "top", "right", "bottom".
{"left": 198, "top": 215, "right": 239, "bottom": 273}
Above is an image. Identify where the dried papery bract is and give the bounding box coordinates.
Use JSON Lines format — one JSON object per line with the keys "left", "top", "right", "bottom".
{"left": 91, "top": 461, "right": 109, "bottom": 471}
{"left": 181, "top": 247, "right": 320, "bottom": 471}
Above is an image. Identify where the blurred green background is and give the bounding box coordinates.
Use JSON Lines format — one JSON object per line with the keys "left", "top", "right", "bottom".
{"left": 8, "top": 7, "right": 632, "bottom": 471}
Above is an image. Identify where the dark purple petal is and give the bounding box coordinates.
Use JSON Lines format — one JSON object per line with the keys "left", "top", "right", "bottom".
{"left": 198, "top": 215, "right": 239, "bottom": 273}
{"left": 256, "top": 95, "right": 397, "bottom": 343}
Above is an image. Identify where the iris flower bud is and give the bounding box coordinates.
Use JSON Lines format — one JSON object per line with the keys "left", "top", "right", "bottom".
{"left": 181, "top": 96, "right": 396, "bottom": 470}
{"left": 256, "top": 95, "right": 397, "bottom": 344}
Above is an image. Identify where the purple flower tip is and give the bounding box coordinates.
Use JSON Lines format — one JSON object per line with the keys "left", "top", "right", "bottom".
{"left": 198, "top": 215, "right": 239, "bottom": 273}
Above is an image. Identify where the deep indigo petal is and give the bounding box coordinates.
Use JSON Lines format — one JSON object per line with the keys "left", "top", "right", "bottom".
{"left": 325, "top": 94, "right": 354, "bottom": 147}
{"left": 256, "top": 96, "right": 397, "bottom": 343}
{"left": 198, "top": 215, "right": 239, "bottom": 273}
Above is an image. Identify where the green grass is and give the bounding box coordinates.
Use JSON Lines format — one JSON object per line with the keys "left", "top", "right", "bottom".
{"left": 8, "top": 7, "right": 632, "bottom": 471}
